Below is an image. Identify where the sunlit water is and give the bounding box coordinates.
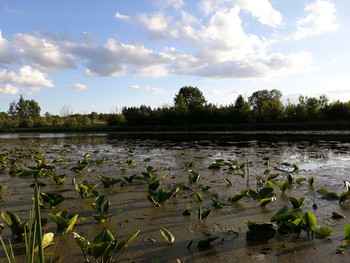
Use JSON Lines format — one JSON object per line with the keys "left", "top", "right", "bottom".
{"left": 1, "top": 132, "right": 350, "bottom": 262}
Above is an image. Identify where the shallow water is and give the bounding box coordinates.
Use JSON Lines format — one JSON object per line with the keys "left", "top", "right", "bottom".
{"left": 0, "top": 132, "right": 350, "bottom": 262}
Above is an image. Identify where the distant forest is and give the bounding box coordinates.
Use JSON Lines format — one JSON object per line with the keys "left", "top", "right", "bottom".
{"left": 1, "top": 86, "right": 350, "bottom": 131}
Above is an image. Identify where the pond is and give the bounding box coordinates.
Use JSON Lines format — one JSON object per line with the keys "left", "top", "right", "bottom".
{"left": 0, "top": 132, "right": 350, "bottom": 262}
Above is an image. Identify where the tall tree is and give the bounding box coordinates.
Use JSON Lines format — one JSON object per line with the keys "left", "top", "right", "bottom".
{"left": 174, "top": 86, "right": 207, "bottom": 110}
{"left": 8, "top": 95, "right": 41, "bottom": 120}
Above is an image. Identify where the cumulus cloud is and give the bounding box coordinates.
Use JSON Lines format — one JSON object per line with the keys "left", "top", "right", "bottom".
{"left": 70, "top": 38, "right": 171, "bottom": 77}
{"left": 0, "top": 31, "right": 16, "bottom": 65}
{"left": 115, "top": 12, "right": 130, "bottom": 21}
{"left": 0, "top": 84, "right": 19, "bottom": 95}
{"left": 0, "top": 66, "right": 54, "bottom": 95}
{"left": 131, "top": 84, "right": 163, "bottom": 94}
{"left": 13, "top": 33, "right": 76, "bottom": 73}
{"left": 236, "top": 0, "right": 283, "bottom": 27}
{"left": 72, "top": 83, "right": 87, "bottom": 90}
{"left": 0, "top": 0, "right": 339, "bottom": 87}
{"left": 293, "top": 0, "right": 338, "bottom": 40}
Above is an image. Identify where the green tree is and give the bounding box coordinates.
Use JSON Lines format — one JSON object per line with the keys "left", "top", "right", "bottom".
{"left": 174, "top": 86, "right": 206, "bottom": 110}
{"left": 248, "top": 89, "right": 283, "bottom": 121}
{"left": 7, "top": 95, "right": 41, "bottom": 127}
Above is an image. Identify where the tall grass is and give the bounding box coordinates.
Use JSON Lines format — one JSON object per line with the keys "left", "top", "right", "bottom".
{"left": 0, "top": 184, "right": 45, "bottom": 263}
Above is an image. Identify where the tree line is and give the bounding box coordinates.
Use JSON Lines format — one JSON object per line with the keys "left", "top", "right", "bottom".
{"left": 1, "top": 87, "right": 350, "bottom": 130}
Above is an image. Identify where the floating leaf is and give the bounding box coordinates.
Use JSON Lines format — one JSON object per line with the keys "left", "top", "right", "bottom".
{"left": 212, "top": 198, "right": 223, "bottom": 208}
{"left": 192, "top": 193, "right": 203, "bottom": 202}
{"left": 160, "top": 227, "right": 175, "bottom": 245}
{"left": 208, "top": 163, "right": 221, "bottom": 169}
{"left": 332, "top": 212, "right": 345, "bottom": 219}
{"left": 296, "top": 178, "right": 306, "bottom": 184}
{"left": 223, "top": 178, "right": 232, "bottom": 187}
{"left": 197, "top": 236, "right": 219, "bottom": 248}
{"left": 267, "top": 173, "right": 280, "bottom": 180}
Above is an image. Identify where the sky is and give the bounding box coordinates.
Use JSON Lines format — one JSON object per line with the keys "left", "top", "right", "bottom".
{"left": 0, "top": 0, "right": 349, "bottom": 115}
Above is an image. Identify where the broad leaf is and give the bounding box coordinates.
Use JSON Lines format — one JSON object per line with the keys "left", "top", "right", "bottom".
{"left": 160, "top": 227, "right": 175, "bottom": 245}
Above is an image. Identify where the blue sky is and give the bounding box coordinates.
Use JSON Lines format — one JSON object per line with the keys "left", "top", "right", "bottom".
{"left": 0, "top": 0, "right": 349, "bottom": 115}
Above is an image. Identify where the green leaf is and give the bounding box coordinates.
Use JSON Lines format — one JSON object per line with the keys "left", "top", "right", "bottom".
{"left": 314, "top": 227, "right": 332, "bottom": 239}
{"left": 66, "top": 214, "right": 78, "bottom": 233}
{"left": 248, "top": 190, "right": 260, "bottom": 201}
{"left": 344, "top": 225, "right": 350, "bottom": 239}
{"left": 197, "top": 236, "right": 219, "bottom": 248}
{"left": 116, "top": 229, "right": 140, "bottom": 252}
{"left": 199, "top": 209, "right": 211, "bottom": 221}
{"left": 223, "top": 178, "right": 232, "bottom": 187}
{"left": 304, "top": 212, "right": 317, "bottom": 231}
{"left": 266, "top": 180, "right": 275, "bottom": 190}
{"left": 267, "top": 173, "right": 280, "bottom": 180}
{"left": 212, "top": 198, "right": 223, "bottom": 208}
{"left": 34, "top": 232, "right": 54, "bottom": 252}
{"left": 192, "top": 193, "right": 203, "bottom": 202}
{"left": 258, "top": 187, "right": 274, "bottom": 199}
{"left": 260, "top": 197, "right": 274, "bottom": 207}
{"left": 208, "top": 163, "right": 221, "bottom": 169}
{"left": 339, "top": 191, "right": 350, "bottom": 204}
{"left": 1, "top": 211, "right": 22, "bottom": 226}
{"left": 308, "top": 177, "right": 315, "bottom": 186}
{"left": 290, "top": 197, "right": 305, "bottom": 209}
{"left": 296, "top": 178, "right": 306, "bottom": 184}
{"left": 278, "top": 181, "right": 290, "bottom": 193}
{"left": 160, "top": 227, "right": 175, "bottom": 245}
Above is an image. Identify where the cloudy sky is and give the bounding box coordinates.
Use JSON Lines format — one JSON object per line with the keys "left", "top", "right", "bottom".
{"left": 0, "top": 0, "right": 349, "bottom": 115}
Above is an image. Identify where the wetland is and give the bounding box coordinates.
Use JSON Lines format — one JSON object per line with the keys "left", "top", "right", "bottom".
{"left": 0, "top": 131, "right": 350, "bottom": 262}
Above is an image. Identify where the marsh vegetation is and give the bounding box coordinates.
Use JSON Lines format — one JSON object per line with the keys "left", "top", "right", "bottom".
{"left": 0, "top": 133, "right": 350, "bottom": 262}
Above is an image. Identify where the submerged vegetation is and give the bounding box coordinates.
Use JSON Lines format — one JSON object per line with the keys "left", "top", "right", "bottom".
{"left": 0, "top": 136, "right": 350, "bottom": 261}
{"left": 2, "top": 87, "right": 350, "bottom": 131}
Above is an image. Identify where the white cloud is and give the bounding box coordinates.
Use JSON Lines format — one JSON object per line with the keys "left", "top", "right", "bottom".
{"left": 145, "top": 86, "right": 163, "bottom": 94}
{"left": 152, "top": 0, "right": 184, "bottom": 10}
{"left": 131, "top": 84, "right": 163, "bottom": 94}
{"left": 293, "top": 0, "right": 338, "bottom": 40}
{"left": 0, "top": 31, "right": 16, "bottom": 65}
{"left": 70, "top": 38, "right": 171, "bottom": 77}
{"left": 72, "top": 83, "right": 87, "bottom": 90}
{"left": 0, "top": 66, "right": 54, "bottom": 90}
{"left": 136, "top": 12, "right": 170, "bottom": 33}
{"left": 13, "top": 33, "right": 76, "bottom": 73}
{"left": 236, "top": 0, "right": 283, "bottom": 27}
{"left": 0, "top": 84, "right": 19, "bottom": 95}
{"left": 115, "top": 12, "right": 130, "bottom": 21}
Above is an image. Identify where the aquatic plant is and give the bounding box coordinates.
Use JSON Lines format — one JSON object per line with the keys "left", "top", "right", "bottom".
{"left": 75, "top": 181, "right": 99, "bottom": 198}
{"left": 49, "top": 211, "right": 78, "bottom": 235}
{"left": 40, "top": 192, "right": 66, "bottom": 208}
{"left": 290, "top": 197, "right": 305, "bottom": 209}
{"left": 49, "top": 174, "right": 67, "bottom": 185}
{"left": 197, "top": 236, "right": 219, "bottom": 248}
{"left": 95, "top": 174, "right": 121, "bottom": 188}
{"left": 73, "top": 228, "right": 140, "bottom": 262}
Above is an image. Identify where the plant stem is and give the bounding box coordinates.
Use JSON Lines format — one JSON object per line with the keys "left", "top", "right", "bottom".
{"left": 34, "top": 184, "right": 45, "bottom": 263}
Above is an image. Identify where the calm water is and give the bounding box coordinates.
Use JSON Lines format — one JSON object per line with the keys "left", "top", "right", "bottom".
{"left": 1, "top": 132, "right": 350, "bottom": 262}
